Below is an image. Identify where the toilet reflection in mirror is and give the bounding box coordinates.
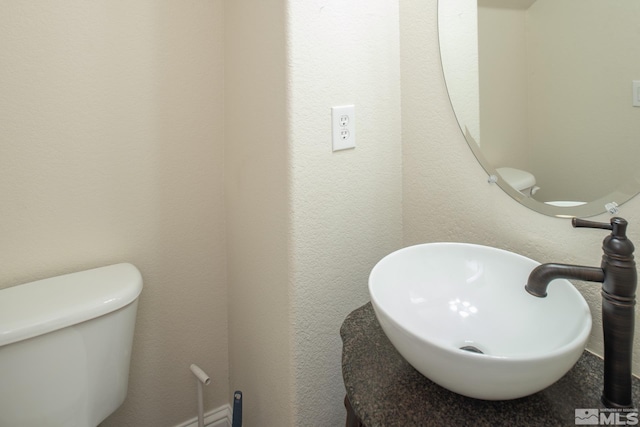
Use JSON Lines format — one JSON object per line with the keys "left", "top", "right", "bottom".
{"left": 439, "top": 0, "right": 640, "bottom": 217}
{"left": 496, "top": 167, "right": 539, "bottom": 198}
{"left": 495, "top": 167, "right": 588, "bottom": 208}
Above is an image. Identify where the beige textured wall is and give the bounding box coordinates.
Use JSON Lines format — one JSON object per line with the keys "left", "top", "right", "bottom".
{"left": 225, "top": 1, "right": 403, "bottom": 425}
{"left": 478, "top": 6, "right": 529, "bottom": 170}
{"left": 288, "top": 1, "right": 403, "bottom": 425}
{"left": 225, "top": 1, "right": 295, "bottom": 426}
{"left": 401, "top": 0, "right": 640, "bottom": 374}
{"left": 527, "top": 0, "right": 640, "bottom": 202}
{"left": 0, "top": 2, "right": 228, "bottom": 426}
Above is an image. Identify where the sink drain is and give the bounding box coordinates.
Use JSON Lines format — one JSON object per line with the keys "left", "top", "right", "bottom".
{"left": 460, "top": 345, "right": 484, "bottom": 354}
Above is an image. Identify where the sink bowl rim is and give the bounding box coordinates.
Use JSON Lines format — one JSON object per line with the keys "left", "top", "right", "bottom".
{"left": 368, "top": 242, "right": 592, "bottom": 362}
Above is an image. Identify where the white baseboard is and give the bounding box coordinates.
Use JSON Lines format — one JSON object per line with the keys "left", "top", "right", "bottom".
{"left": 174, "top": 403, "right": 232, "bottom": 427}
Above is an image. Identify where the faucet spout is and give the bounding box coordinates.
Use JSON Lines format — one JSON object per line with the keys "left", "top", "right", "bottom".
{"left": 525, "top": 263, "right": 605, "bottom": 297}
{"left": 524, "top": 217, "right": 637, "bottom": 408}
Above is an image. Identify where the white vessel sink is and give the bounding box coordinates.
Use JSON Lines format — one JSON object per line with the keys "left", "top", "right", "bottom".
{"left": 369, "top": 242, "right": 591, "bottom": 400}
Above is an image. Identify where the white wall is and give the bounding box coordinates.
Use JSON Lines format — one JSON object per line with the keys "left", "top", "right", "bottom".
{"left": 0, "top": 2, "right": 228, "bottom": 426}
{"left": 401, "top": 0, "right": 640, "bottom": 374}
{"left": 3, "top": 2, "right": 402, "bottom": 425}
{"left": 226, "top": 1, "right": 403, "bottom": 425}
{"left": 288, "top": 1, "right": 403, "bottom": 425}
{"left": 225, "top": 0, "right": 296, "bottom": 425}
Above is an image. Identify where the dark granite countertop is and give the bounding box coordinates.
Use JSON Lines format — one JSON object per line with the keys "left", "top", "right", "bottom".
{"left": 341, "top": 302, "right": 640, "bottom": 427}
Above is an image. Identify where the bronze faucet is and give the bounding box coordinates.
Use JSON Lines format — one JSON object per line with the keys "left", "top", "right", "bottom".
{"left": 525, "top": 217, "right": 637, "bottom": 408}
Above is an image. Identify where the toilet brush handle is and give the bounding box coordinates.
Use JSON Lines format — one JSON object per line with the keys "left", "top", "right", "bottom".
{"left": 232, "top": 391, "right": 243, "bottom": 427}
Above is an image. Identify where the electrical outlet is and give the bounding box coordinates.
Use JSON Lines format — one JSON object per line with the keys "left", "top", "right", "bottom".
{"left": 332, "top": 105, "right": 355, "bottom": 151}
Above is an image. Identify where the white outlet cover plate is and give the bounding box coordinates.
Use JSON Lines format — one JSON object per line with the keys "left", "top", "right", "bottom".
{"left": 332, "top": 105, "right": 355, "bottom": 151}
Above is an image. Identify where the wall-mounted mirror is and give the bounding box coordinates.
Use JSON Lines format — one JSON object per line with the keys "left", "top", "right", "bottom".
{"left": 438, "top": 0, "right": 640, "bottom": 217}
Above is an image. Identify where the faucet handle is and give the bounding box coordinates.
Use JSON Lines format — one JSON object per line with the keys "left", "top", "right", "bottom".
{"left": 573, "top": 217, "right": 630, "bottom": 241}
{"left": 572, "top": 217, "right": 614, "bottom": 231}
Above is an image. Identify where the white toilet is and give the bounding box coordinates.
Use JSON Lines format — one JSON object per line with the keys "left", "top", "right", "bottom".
{"left": 0, "top": 263, "right": 143, "bottom": 427}
{"left": 496, "top": 167, "right": 540, "bottom": 197}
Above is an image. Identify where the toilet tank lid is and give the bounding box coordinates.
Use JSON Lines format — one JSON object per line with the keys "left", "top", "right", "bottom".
{"left": 496, "top": 167, "right": 536, "bottom": 190}
{"left": 0, "top": 263, "right": 143, "bottom": 346}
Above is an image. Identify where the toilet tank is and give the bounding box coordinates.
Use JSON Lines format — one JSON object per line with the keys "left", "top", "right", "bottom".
{"left": 0, "top": 263, "right": 143, "bottom": 427}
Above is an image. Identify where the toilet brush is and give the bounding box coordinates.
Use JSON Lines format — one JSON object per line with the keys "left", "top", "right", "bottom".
{"left": 232, "top": 391, "right": 242, "bottom": 427}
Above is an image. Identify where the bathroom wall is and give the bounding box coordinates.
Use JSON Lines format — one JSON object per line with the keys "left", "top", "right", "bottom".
{"left": 288, "top": 1, "right": 403, "bottom": 425}
{"left": 0, "top": 2, "right": 229, "bottom": 426}
{"left": 225, "top": 0, "right": 295, "bottom": 425}
{"left": 226, "top": 1, "right": 403, "bottom": 425}
{"left": 401, "top": 0, "right": 640, "bottom": 374}
{"left": 4, "top": 2, "right": 401, "bottom": 425}
{"left": 478, "top": 6, "right": 529, "bottom": 171}
{"left": 526, "top": 0, "right": 640, "bottom": 202}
